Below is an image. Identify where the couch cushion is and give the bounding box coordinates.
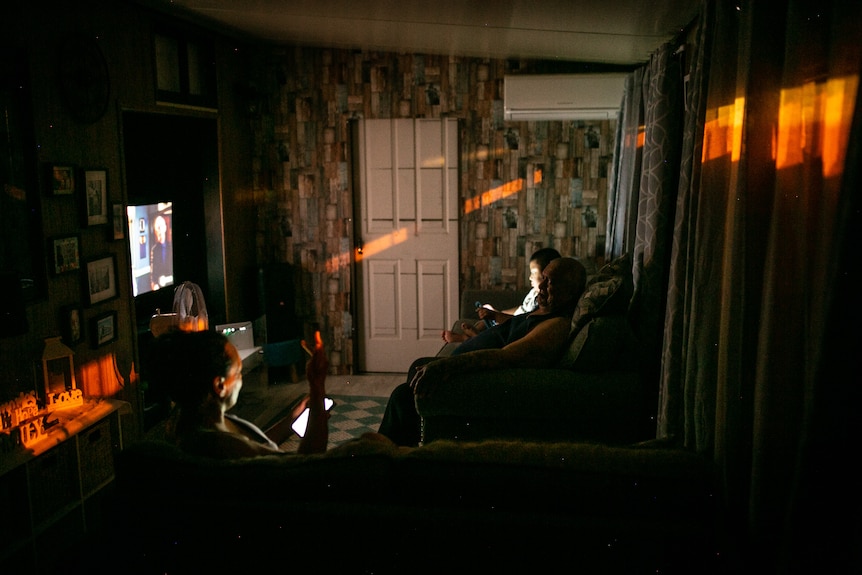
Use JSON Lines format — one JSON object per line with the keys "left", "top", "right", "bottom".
{"left": 571, "top": 252, "right": 633, "bottom": 333}
{"left": 557, "top": 314, "right": 640, "bottom": 371}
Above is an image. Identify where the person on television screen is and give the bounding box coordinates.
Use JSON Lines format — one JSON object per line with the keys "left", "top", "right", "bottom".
{"left": 149, "top": 214, "right": 173, "bottom": 290}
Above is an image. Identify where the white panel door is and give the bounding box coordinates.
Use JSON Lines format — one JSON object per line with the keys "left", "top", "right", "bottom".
{"left": 356, "top": 118, "right": 459, "bottom": 372}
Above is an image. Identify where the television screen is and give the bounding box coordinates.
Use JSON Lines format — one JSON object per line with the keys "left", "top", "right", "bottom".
{"left": 127, "top": 202, "right": 174, "bottom": 297}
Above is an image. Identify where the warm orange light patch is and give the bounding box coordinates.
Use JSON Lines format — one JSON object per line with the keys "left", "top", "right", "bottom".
{"left": 775, "top": 74, "right": 856, "bottom": 178}
{"left": 532, "top": 168, "right": 543, "bottom": 185}
{"left": 470, "top": 146, "right": 511, "bottom": 161}
{"left": 326, "top": 249, "right": 353, "bottom": 272}
{"left": 420, "top": 155, "right": 446, "bottom": 168}
{"left": 79, "top": 354, "right": 124, "bottom": 397}
{"left": 822, "top": 75, "right": 857, "bottom": 178}
{"left": 776, "top": 85, "right": 804, "bottom": 170}
{"left": 353, "top": 227, "right": 409, "bottom": 263}
{"left": 464, "top": 178, "right": 525, "bottom": 214}
{"left": 623, "top": 125, "right": 645, "bottom": 150}
{"left": 702, "top": 97, "right": 746, "bottom": 164}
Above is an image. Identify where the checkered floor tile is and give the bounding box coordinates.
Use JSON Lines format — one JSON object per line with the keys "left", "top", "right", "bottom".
{"left": 278, "top": 395, "right": 388, "bottom": 451}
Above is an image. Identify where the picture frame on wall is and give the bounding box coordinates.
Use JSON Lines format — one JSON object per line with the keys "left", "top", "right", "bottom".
{"left": 85, "top": 254, "right": 118, "bottom": 306}
{"left": 51, "top": 165, "right": 76, "bottom": 195}
{"left": 82, "top": 168, "right": 108, "bottom": 226}
{"left": 112, "top": 203, "right": 125, "bottom": 240}
{"left": 91, "top": 310, "right": 118, "bottom": 347}
{"left": 50, "top": 234, "right": 81, "bottom": 274}
{"left": 61, "top": 305, "right": 84, "bottom": 345}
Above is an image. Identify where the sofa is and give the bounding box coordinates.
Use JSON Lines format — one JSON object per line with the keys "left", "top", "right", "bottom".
{"left": 419, "top": 254, "right": 653, "bottom": 445}
{"left": 111, "top": 434, "right": 719, "bottom": 574}
{"left": 108, "top": 255, "right": 722, "bottom": 573}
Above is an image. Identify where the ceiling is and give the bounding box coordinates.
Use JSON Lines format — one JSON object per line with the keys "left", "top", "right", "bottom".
{"left": 141, "top": 0, "right": 700, "bottom": 66}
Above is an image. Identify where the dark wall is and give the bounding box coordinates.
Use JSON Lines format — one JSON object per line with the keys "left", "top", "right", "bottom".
{"left": 122, "top": 111, "right": 218, "bottom": 327}
{"left": 0, "top": 0, "right": 260, "bottom": 441}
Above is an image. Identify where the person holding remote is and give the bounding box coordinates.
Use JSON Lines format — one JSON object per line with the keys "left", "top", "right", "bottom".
{"left": 150, "top": 329, "right": 331, "bottom": 457}
{"left": 441, "top": 248, "right": 561, "bottom": 344}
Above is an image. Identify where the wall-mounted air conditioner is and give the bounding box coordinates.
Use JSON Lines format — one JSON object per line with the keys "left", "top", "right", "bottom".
{"left": 503, "top": 73, "right": 627, "bottom": 121}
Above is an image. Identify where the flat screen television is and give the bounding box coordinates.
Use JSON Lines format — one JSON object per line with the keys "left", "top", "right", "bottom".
{"left": 127, "top": 202, "right": 174, "bottom": 297}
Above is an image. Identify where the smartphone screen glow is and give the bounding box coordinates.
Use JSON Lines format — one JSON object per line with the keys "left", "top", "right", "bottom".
{"left": 291, "top": 397, "right": 334, "bottom": 437}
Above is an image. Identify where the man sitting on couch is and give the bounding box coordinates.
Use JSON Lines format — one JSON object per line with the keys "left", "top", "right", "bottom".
{"left": 378, "top": 257, "right": 587, "bottom": 446}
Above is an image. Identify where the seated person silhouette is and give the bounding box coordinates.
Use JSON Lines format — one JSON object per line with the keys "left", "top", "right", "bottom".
{"left": 149, "top": 329, "right": 331, "bottom": 457}
{"left": 380, "top": 257, "right": 587, "bottom": 446}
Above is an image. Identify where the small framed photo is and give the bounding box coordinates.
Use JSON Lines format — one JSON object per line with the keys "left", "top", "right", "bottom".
{"left": 91, "top": 310, "right": 118, "bottom": 347}
{"left": 61, "top": 305, "right": 84, "bottom": 345}
{"left": 112, "top": 203, "right": 125, "bottom": 240}
{"left": 82, "top": 168, "right": 108, "bottom": 226}
{"left": 52, "top": 165, "right": 76, "bottom": 195}
{"left": 50, "top": 234, "right": 81, "bottom": 274}
{"left": 85, "top": 254, "right": 118, "bottom": 306}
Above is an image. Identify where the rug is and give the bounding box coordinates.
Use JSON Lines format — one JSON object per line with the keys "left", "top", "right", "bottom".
{"left": 277, "top": 394, "right": 388, "bottom": 451}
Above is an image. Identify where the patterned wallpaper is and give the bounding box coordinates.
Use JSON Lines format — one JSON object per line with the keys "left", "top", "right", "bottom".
{"left": 250, "top": 47, "right": 615, "bottom": 373}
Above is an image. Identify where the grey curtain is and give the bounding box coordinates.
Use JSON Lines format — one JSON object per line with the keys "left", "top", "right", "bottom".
{"left": 606, "top": 68, "right": 644, "bottom": 260}
{"left": 607, "top": 42, "right": 686, "bottom": 407}
{"left": 609, "top": 0, "right": 861, "bottom": 570}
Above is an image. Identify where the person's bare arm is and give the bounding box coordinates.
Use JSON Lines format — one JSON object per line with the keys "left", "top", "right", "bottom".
{"left": 411, "top": 315, "right": 571, "bottom": 398}
{"left": 298, "top": 331, "right": 329, "bottom": 454}
{"left": 477, "top": 306, "right": 516, "bottom": 325}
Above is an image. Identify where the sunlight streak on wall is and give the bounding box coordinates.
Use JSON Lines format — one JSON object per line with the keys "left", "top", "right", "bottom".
{"left": 352, "top": 227, "right": 409, "bottom": 263}
{"left": 532, "top": 167, "right": 543, "bottom": 185}
{"left": 463, "top": 178, "right": 524, "bottom": 214}
{"left": 326, "top": 250, "right": 353, "bottom": 273}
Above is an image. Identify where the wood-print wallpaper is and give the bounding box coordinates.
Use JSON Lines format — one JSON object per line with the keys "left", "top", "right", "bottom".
{"left": 250, "top": 47, "right": 615, "bottom": 373}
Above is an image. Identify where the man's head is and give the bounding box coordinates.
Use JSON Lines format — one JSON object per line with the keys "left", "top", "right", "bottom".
{"left": 536, "top": 257, "right": 587, "bottom": 313}
{"left": 154, "top": 215, "right": 167, "bottom": 243}
{"left": 150, "top": 330, "right": 243, "bottom": 411}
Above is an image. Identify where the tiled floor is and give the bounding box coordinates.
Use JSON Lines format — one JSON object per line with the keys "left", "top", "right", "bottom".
{"left": 229, "top": 365, "right": 405, "bottom": 431}
{"left": 276, "top": 393, "right": 390, "bottom": 451}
